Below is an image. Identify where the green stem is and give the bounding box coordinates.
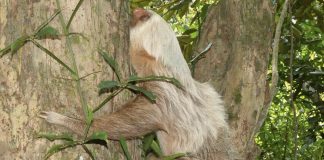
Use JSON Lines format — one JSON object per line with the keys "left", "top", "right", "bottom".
{"left": 93, "top": 88, "right": 124, "bottom": 113}
{"left": 35, "top": 9, "right": 61, "bottom": 34}
{"left": 55, "top": 0, "right": 89, "bottom": 138}
{"left": 30, "top": 39, "right": 76, "bottom": 75}
{"left": 67, "top": 0, "right": 85, "bottom": 29}
{"left": 81, "top": 144, "right": 96, "bottom": 160}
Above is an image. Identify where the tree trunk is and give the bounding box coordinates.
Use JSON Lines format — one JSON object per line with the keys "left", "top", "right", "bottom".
{"left": 194, "top": 0, "right": 274, "bottom": 159}
{"left": 0, "top": 0, "right": 141, "bottom": 159}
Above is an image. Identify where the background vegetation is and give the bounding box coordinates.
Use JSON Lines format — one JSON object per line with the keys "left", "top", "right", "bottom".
{"left": 132, "top": 0, "right": 323, "bottom": 159}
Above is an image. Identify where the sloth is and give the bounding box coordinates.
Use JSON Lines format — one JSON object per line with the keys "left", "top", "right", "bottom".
{"left": 40, "top": 8, "right": 227, "bottom": 159}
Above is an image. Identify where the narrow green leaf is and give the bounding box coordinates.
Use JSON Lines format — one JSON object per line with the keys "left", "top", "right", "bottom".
{"left": 163, "top": 10, "right": 176, "bottom": 21}
{"left": 37, "top": 132, "right": 74, "bottom": 141}
{"left": 191, "top": 0, "right": 200, "bottom": 7}
{"left": 119, "top": 137, "right": 132, "bottom": 160}
{"left": 190, "top": 12, "right": 199, "bottom": 25}
{"left": 0, "top": 45, "right": 11, "bottom": 58}
{"left": 35, "top": 9, "right": 61, "bottom": 34}
{"left": 127, "top": 85, "right": 156, "bottom": 103}
{"left": 92, "top": 88, "right": 124, "bottom": 113}
{"left": 178, "top": 3, "right": 189, "bottom": 18}
{"left": 143, "top": 133, "right": 155, "bottom": 152}
{"left": 44, "top": 141, "right": 78, "bottom": 160}
{"left": 84, "top": 131, "right": 108, "bottom": 148}
{"left": 10, "top": 35, "right": 29, "bottom": 55}
{"left": 182, "top": 28, "right": 197, "bottom": 35}
{"left": 127, "top": 75, "right": 182, "bottom": 89}
{"left": 67, "top": 0, "right": 85, "bottom": 29}
{"left": 30, "top": 39, "right": 76, "bottom": 75}
{"left": 81, "top": 144, "right": 96, "bottom": 160}
{"left": 35, "top": 26, "right": 60, "bottom": 39}
{"left": 162, "top": 153, "right": 186, "bottom": 160}
{"left": 87, "top": 131, "right": 108, "bottom": 141}
{"left": 85, "top": 108, "right": 93, "bottom": 126}
{"left": 98, "top": 80, "right": 120, "bottom": 95}
{"left": 170, "top": 0, "right": 189, "bottom": 11}
{"left": 177, "top": 35, "right": 194, "bottom": 44}
{"left": 98, "top": 49, "right": 122, "bottom": 81}
{"left": 151, "top": 140, "right": 163, "bottom": 157}
{"left": 201, "top": 4, "right": 210, "bottom": 21}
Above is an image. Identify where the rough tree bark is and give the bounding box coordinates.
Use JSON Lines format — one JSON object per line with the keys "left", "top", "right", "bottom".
{"left": 194, "top": 0, "right": 274, "bottom": 159}
{"left": 0, "top": 0, "right": 141, "bottom": 159}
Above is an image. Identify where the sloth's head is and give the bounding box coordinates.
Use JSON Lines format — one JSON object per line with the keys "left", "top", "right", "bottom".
{"left": 130, "top": 8, "right": 191, "bottom": 77}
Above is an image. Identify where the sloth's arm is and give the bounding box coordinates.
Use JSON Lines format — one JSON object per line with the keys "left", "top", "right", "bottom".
{"left": 40, "top": 96, "right": 164, "bottom": 140}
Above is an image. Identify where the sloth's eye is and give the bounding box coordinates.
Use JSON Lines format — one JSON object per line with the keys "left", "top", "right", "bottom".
{"left": 139, "top": 14, "right": 150, "bottom": 22}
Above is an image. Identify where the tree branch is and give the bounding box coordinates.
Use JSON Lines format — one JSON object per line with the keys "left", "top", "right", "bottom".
{"left": 254, "top": 0, "right": 290, "bottom": 133}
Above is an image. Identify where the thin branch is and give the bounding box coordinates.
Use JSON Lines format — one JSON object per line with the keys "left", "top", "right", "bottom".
{"left": 254, "top": 0, "right": 290, "bottom": 133}
{"left": 189, "top": 42, "right": 212, "bottom": 74}
{"left": 53, "top": 71, "right": 102, "bottom": 81}
{"left": 79, "top": 71, "right": 102, "bottom": 80}
{"left": 289, "top": 2, "right": 298, "bottom": 159}
{"left": 270, "top": 0, "right": 290, "bottom": 104}
{"left": 92, "top": 88, "right": 124, "bottom": 113}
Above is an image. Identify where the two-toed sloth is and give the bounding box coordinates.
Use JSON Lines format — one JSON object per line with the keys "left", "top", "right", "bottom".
{"left": 40, "top": 8, "right": 227, "bottom": 159}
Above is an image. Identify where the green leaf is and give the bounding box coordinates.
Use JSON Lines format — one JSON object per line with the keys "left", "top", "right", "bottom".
{"left": 162, "top": 153, "right": 186, "bottom": 160}
{"left": 37, "top": 132, "right": 74, "bottom": 141}
{"left": 81, "top": 144, "right": 96, "bottom": 160}
{"left": 170, "top": 0, "right": 189, "bottom": 11}
{"left": 177, "top": 3, "right": 189, "bottom": 18}
{"left": 84, "top": 131, "right": 108, "bottom": 148}
{"left": 87, "top": 131, "right": 108, "bottom": 141}
{"left": 191, "top": 0, "right": 200, "bottom": 7}
{"left": 142, "top": 133, "right": 155, "bottom": 152}
{"left": 177, "top": 35, "right": 194, "bottom": 44}
{"left": 98, "top": 80, "right": 120, "bottom": 95}
{"left": 127, "top": 85, "right": 156, "bottom": 103}
{"left": 98, "top": 49, "right": 122, "bottom": 81}
{"left": 150, "top": 140, "right": 163, "bottom": 157}
{"left": 190, "top": 12, "right": 199, "bottom": 25}
{"left": 44, "top": 141, "right": 78, "bottom": 160}
{"left": 30, "top": 39, "right": 76, "bottom": 75}
{"left": 182, "top": 28, "right": 197, "bottom": 35}
{"left": 67, "top": 0, "right": 85, "bottom": 29}
{"left": 85, "top": 107, "right": 93, "bottom": 126}
{"left": 35, "top": 26, "right": 60, "bottom": 39}
{"left": 10, "top": 35, "right": 29, "bottom": 55}
{"left": 200, "top": 4, "right": 210, "bottom": 21}
{"left": 119, "top": 137, "right": 132, "bottom": 160}
{"left": 0, "top": 45, "right": 11, "bottom": 58}
{"left": 127, "top": 75, "right": 182, "bottom": 89}
{"left": 163, "top": 10, "right": 176, "bottom": 21}
{"left": 35, "top": 9, "right": 61, "bottom": 34}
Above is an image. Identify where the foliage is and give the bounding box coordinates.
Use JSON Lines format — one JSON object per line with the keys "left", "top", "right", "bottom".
{"left": 256, "top": 0, "right": 324, "bottom": 159}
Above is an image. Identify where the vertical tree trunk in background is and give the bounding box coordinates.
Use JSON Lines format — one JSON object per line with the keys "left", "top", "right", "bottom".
{"left": 0, "top": 0, "right": 140, "bottom": 159}
{"left": 194, "top": 0, "right": 274, "bottom": 159}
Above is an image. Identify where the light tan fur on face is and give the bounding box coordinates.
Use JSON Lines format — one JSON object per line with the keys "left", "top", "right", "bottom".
{"left": 40, "top": 9, "right": 228, "bottom": 159}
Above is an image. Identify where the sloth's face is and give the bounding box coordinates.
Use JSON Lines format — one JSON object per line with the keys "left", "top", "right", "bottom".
{"left": 130, "top": 8, "right": 151, "bottom": 27}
